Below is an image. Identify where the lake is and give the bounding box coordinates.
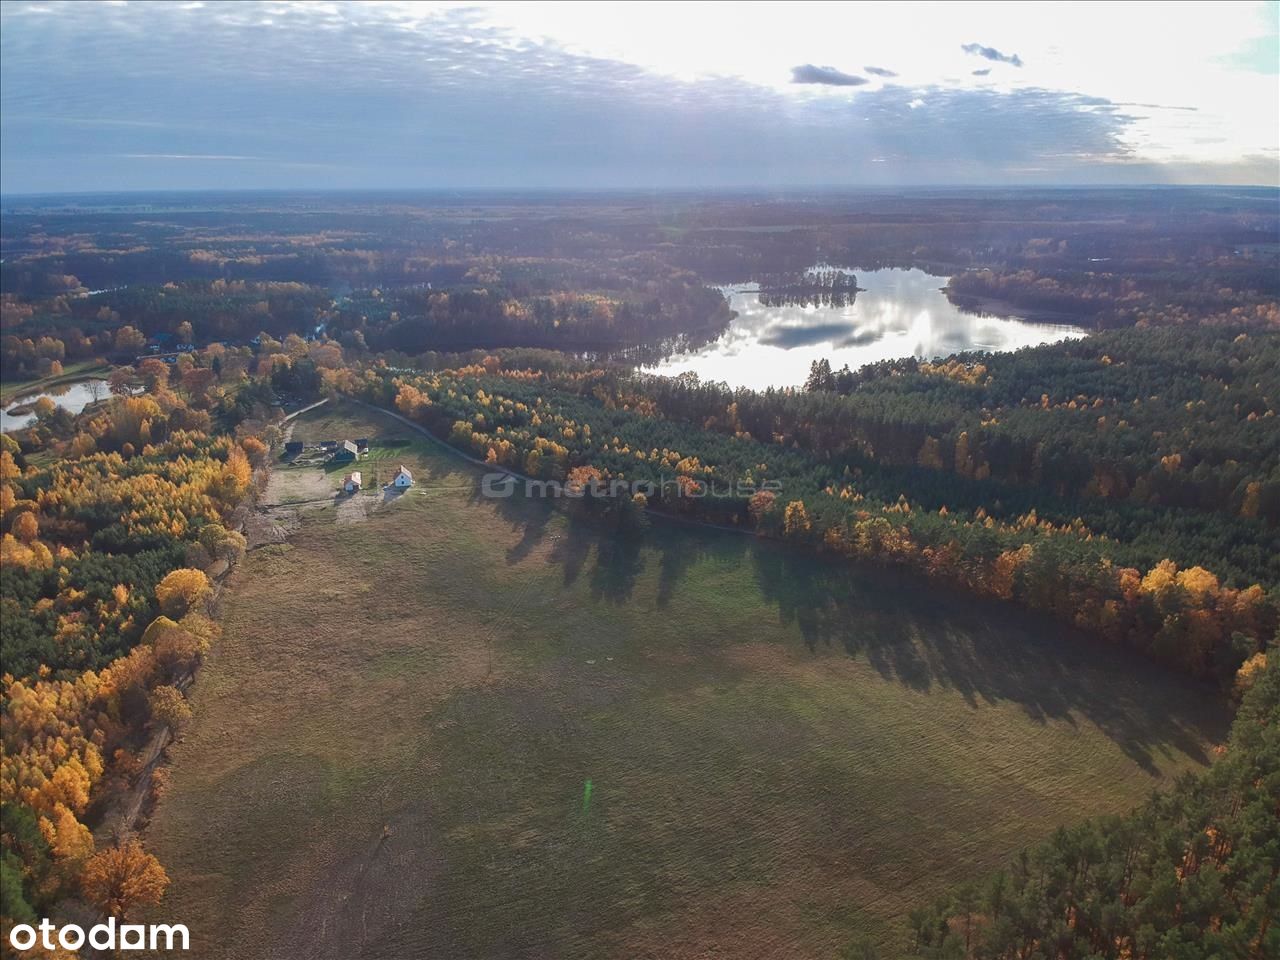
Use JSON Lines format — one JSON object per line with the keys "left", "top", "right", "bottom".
{"left": 1, "top": 378, "right": 112, "bottom": 431}
{"left": 644, "top": 267, "right": 1087, "bottom": 390}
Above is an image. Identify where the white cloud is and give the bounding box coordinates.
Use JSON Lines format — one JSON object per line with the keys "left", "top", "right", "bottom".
{"left": 1, "top": 0, "right": 1275, "bottom": 190}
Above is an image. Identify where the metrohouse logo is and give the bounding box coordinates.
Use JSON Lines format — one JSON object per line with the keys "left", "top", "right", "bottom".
{"left": 8, "top": 917, "right": 189, "bottom": 953}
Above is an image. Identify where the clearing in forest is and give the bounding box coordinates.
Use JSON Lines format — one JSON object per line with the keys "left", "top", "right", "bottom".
{"left": 145, "top": 402, "right": 1228, "bottom": 959}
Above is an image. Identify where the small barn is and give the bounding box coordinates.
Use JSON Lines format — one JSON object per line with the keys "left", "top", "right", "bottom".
{"left": 392, "top": 465, "right": 414, "bottom": 489}
{"left": 331, "top": 440, "right": 359, "bottom": 462}
{"left": 284, "top": 440, "right": 304, "bottom": 456}
{"left": 342, "top": 471, "right": 362, "bottom": 493}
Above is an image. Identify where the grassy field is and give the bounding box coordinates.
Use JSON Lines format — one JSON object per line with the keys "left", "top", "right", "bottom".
{"left": 145, "top": 402, "right": 1229, "bottom": 959}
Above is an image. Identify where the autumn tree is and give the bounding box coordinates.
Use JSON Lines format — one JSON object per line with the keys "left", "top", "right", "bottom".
{"left": 783, "top": 500, "right": 812, "bottom": 537}
{"left": 154, "top": 568, "right": 211, "bottom": 618}
{"left": 80, "top": 840, "right": 168, "bottom": 920}
{"left": 916, "top": 436, "right": 944, "bottom": 470}
{"left": 137, "top": 358, "right": 170, "bottom": 391}
{"left": 748, "top": 489, "right": 777, "bottom": 525}
{"left": 148, "top": 686, "right": 191, "bottom": 729}
{"left": 112, "top": 326, "right": 146, "bottom": 356}
{"left": 107, "top": 366, "right": 135, "bottom": 396}
{"left": 12, "top": 511, "right": 38, "bottom": 543}
{"left": 69, "top": 432, "right": 96, "bottom": 458}
{"left": 240, "top": 435, "right": 269, "bottom": 468}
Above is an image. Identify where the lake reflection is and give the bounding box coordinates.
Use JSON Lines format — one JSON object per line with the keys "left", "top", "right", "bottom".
{"left": 1, "top": 378, "right": 112, "bottom": 431}
{"left": 644, "top": 268, "right": 1086, "bottom": 390}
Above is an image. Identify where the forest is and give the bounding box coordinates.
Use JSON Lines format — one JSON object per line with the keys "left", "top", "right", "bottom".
{"left": 3, "top": 187, "right": 1277, "bottom": 367}
{"left": 906, "top": 653, "right": 1278, "bottom": 959}
{"left": 1, "top": 338, "right": 272, "bottom": 945}
{"left": 356, "top": 340, "right": 1276, "bottom": 688}
{"left": 639, "top": 324, "right": 1280, "bottom": 528}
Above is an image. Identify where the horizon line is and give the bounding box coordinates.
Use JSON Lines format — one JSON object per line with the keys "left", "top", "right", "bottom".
{"left": 4, "top": 183, "right": 1279, "bottom": 200}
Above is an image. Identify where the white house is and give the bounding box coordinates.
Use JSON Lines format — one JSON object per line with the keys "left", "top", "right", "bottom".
{"left": 342, "top": 471, "right": 362, "bottom": 493}
{"left": 392, "top": 465, "right": 414, "bottom": 489}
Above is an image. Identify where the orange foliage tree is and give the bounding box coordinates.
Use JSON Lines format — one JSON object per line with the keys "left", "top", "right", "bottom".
{"left": 154, "top": 569, "right": 211, "bottom": 619}
{"left": 80, "top": 840, "right": 169, "bottom": 920}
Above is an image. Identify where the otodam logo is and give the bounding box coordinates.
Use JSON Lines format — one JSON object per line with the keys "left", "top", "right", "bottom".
{"left": 8, "top": 917, "right": 189, "bottom": 952}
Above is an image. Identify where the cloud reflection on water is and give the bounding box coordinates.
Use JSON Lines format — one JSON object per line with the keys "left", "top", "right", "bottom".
{"left": 645, "top": 268, "right": 1086, "bottom": 390}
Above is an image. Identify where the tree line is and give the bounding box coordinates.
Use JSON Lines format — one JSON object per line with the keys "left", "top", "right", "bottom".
{"left": 904, "top": 652, "right": 1277, "bottom": 960}
{"left": 1, "top": 356, "right": 270, "bottom": 942}
{"left": 337, "top": 346, "right": 1276, "bottom": 689}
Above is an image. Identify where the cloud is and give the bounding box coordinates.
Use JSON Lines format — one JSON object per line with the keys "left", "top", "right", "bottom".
{"left": 117, "top": 153, "right": 261, "bottom": 161}
{"left": 864, "top": 65, "right": 897, "bottom": 78}
{"left": 3, "top": 1, "right": 1245, "bottom": 191}
{"left": 1115, "top": 102, "right": 1199, "bottom": 112}
{"left": 972, "top": 69, "right": 991, "bottom": 77}
{"left": 790, "top": 64, "right": 868, "bottom": 86}
{"left": 760, "top": 322, "right": 861, "bottom": 348}
{"left": 961, "top": 43, "right": 1023, "bottom": 67}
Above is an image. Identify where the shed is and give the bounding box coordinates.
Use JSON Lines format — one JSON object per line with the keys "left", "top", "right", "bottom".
{"left": 331, "top": 440, "right": 359, "bottom": 462}
{"left": 392, "top": 465, "right": 414, "bottom": 489}
{"left": 284, "top": 441, "right": 304, "bottom": 455}
{"left": 342, "top": 471, "right": 362, "bottom": 493}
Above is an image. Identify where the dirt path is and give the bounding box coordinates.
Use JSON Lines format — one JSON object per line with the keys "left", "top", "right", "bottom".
{"left": 283, "top": 397, "right": 330, "bottom": 422}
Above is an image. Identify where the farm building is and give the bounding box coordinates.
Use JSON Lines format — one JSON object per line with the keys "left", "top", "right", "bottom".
{"left": 284, "top": 440, "right": 304, "bottom": 456}
{"left": 331, "top": 440, "right": 359, "bottom": 462}
{"left": 342, "top": 471, "right": 362, "bottom": 493}
{"left": 392, "top": 465, "right": 414, "bottom": 489}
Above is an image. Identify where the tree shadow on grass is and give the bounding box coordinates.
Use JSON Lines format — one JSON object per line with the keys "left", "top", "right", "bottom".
{"left": 481, "top": 486, "right": 652, "bottom": 604}
{"left": 487, "top": 486, "right": 557, "bottom": 565}
{"left": 748, "top": 539, "right": 1228, "bottom": 773}
{"left": 452, "top": 463, "right": 1226, "bottom": 773}
{"left": 586, "top": 531, "right": 646, "bottom": 605}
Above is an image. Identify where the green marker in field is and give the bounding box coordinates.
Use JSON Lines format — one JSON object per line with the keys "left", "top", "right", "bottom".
{"left": 581, "top": 778, "right": 593, "bottom": 814}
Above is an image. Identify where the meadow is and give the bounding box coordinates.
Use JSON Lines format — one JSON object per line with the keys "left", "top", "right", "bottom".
{"left": 144, "top": 403, "right": 1230, "bottom": 959}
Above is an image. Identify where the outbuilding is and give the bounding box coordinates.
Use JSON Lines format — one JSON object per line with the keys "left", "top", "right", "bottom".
{"left": 342, "top": 471, "right": 362, "bottom": 493}
{"left": 331, "top": 440, "right": 359, "bottom": 462}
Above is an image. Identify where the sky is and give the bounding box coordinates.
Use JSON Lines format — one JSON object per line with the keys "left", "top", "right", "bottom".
{"left": 1, "top": 0, "right": 1277, "bottom": 193}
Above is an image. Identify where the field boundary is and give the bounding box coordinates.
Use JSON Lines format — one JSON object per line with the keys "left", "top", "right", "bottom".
{"left": 344, "top": 396, "right": 762, "bottom": 540}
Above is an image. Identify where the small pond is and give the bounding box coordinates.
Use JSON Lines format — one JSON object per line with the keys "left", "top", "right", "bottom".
{"left": 1, "top": 378, "right": 113, "bottom": 431}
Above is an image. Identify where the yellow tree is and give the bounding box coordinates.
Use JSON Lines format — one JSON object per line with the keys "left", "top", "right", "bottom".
{"left": 154, "top": 568, "right": 211, "bottom": 618}
{"left": 81, "top": 841, "right": 169, "bottom": 920}
{"left": 917, "top": 436, "right": 944, "bottom": 470}
{"left": 69, "top": 432, "right": 97, "bottom": 458}
{"left": 113, "top": 326, "right": 146, "bottom": 355}
{"left": 783, "top": 500, "right": 812, "bottom": 537}
{"left": 148, "top": 686, "right": 192, "bottom": 728}
{"left": 240, "top": 435, "right": 269, "bottom": 468}
{"left": 12, "top": 511, "right": 39, "bottom": 543}
{"left": 748, "top": 489, "right": 777, "bottom": 525}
